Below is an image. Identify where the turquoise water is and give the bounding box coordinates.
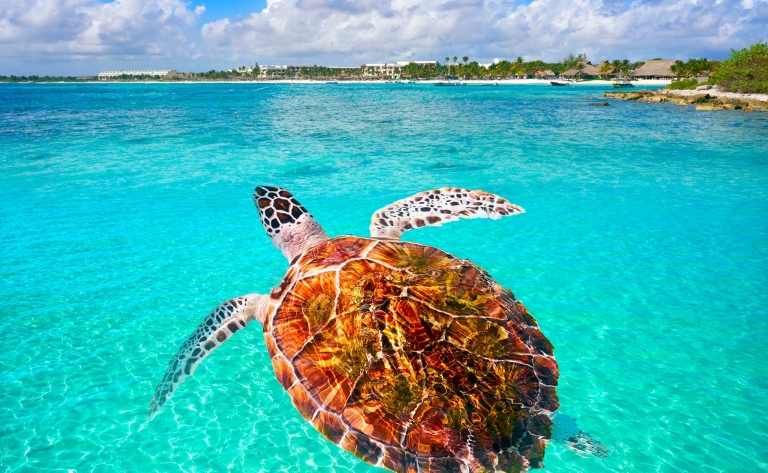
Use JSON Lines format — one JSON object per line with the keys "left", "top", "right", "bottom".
{"left": 1, "top": 83, "right": 767, "bottom": 472}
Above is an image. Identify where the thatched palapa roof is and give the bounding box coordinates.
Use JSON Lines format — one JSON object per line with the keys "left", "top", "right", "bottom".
{"left": 560, "top": 61, "right": 601, "bottom": 77}
{"left": 632, "top": 60, "right": 676, "bottom": 78}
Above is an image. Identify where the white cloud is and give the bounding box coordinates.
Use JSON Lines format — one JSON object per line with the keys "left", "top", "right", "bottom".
{"left": 0, "top": 0, "right": 204, "bottom": 73}
{"left": 201, "top": 0, "right": 768, "bottom": 65}
{"left": 0, "top": 0, "right": 765, "bottom": 74}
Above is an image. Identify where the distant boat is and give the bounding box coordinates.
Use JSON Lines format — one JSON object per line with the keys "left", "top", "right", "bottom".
{"left": 435, "top": 76, "right": 464, "bottom": 86}
{"left": 613, "top": 77, "right": 634, "bottom": 88}
{"left": 326, "top": 81, "right": 338, "bottom": 84}
{"left": 551, "top": 81, "right": 570, "bottom": 86}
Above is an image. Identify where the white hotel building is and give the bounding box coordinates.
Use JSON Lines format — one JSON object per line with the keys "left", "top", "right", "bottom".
{"left": 98, "top": 70, "right": 172, "bottom": 80}
{"left": 362, "top": 61, "right": 438, "bottom": 78}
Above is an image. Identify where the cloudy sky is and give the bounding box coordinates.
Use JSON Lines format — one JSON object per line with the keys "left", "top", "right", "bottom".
{"left": 1, "top": 0, "right": 766, "bottom": 75}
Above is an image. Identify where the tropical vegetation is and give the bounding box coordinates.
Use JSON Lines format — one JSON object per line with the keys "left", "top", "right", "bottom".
{"left": 666, "top": 78, "right": 699, "bottom": 90}
{"left": 3, "top": 43, "right": 764, "bottom": 88}
{"left": 709, "top": 42, "right": 768, "bottom": 94}
{"left": 0, "top": 75, "right": 85, "bottom": 82}
{"left": 670, "top": 58, "right": 719, "bottom": 78}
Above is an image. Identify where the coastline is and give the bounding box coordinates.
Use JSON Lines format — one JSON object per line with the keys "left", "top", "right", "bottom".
{"left": 6, "top": 79, "right": 672, "bottom": 86}
{"left": 605, "top": 88, "right": 768, "bottom": 111}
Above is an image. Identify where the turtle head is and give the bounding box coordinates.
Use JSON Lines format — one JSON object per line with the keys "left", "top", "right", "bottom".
{"left": 253, "top": 186, "right": 329, "bottom": 261}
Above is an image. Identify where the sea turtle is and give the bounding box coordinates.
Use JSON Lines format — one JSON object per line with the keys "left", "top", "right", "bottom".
{"left": 147, "top": 186, "right": 607, "bottom": 472}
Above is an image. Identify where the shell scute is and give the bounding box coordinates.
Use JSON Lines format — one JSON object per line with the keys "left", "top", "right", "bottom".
{"left": 271, "top": 354, "right": 297, "bottom": 391}
{"left": 287, "top": 381, "right": 320, "bottom": 421}
{"left": 311, "top": 409, "right": 347, "bottom": 445}
{"left": 446, "top": 317, "right": 531, "bottom": 361}
{"left": 341, "top": 431, "right": 384, "bottom": 465}
{"left": 420, "top": 456, "right": 466, "bottom": 473}
{"left": 342, "top": 356, "right": 424, "bottom": 446}
{"left": 380, "top": 446, "right": 416, "bottom": 473}
{"left": 263, "top": 332, "right": 279, "bottom": 359}
{"left": 292, "top": 334, "right": 357, "bottom": 413}
{"left": 383, "top": 299, "right": 449, "bottom": 352}
{"left": 296, "top": 236, "right": 373, "bottom": 274}
{"left": 405, "top": 395, "right": 469, "bottom": 458}
{"left": 272, "top": 271, "right": 338, "bottom": 359}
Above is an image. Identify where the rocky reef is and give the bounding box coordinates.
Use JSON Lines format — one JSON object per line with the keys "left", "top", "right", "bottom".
{"left": 604, "top": 88, "right": 768, "bottom": 112}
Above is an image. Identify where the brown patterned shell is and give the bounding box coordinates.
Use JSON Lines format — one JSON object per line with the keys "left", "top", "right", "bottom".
{"left": 264, "top": 236, "right": 559, "bottom": 473}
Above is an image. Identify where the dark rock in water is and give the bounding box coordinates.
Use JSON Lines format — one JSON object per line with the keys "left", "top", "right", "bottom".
{"left": 589, "top": 102, "right": 609, "bottom": 106}
{"left": 604, "top": 89, "right": 767, "bottom": 113}
{"left": 690, "top": 94, "right": 710, "bottom": 104}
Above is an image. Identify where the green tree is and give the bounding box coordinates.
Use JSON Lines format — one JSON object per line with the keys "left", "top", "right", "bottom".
{"left": 710, "top": 41, "right": 768, "bottom": 93}
{"left": 611, "top": 59, "right": 622, "bottom": 77}
{"left": 561, "top": 53, "right": 587, "bottom": 71}
{"left": 620, "top": 59, "right": 631, "bottom": 75}
{"left": 462, "top": 56, "right": 468, "bottom": 65}
{"left": 599, "top": 62, "right": 612, "bottom": 77}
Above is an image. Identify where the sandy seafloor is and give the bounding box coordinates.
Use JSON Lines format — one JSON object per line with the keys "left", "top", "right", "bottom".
{"left": 0, "top": 82, "right": 767, "bottom": 472}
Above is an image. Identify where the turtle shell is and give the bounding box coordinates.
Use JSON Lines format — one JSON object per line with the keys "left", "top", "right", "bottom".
{"left": 263, "top": 236, "right": 559, "bottom": 472}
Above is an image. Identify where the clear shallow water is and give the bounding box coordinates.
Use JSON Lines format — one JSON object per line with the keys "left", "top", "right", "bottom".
{"left": 1, "top": 83, "right": 767, "bottom": 472}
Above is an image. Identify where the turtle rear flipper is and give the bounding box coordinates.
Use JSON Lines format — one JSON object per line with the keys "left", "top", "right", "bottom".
{"left": 565, "top": 431, "right": 609, "bottom": 459}
{"left": 552, "top": 412, "right": 609, "bottom": 459}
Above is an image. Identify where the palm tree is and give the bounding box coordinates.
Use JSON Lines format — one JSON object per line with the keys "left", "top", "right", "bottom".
{"left": 463, "top": 56, "right": 468, "bottom": 65}
{"left": 453, "top": 56, "right": 457, "bottom": 64}
{"left": 599, "top": 62, "right": 612, "bottom": 78}
{"left": 611, "top": 59, "right": 622, "bottom": 78}
{"left": 620, "top": 59, "right": 631, "bottom": 76}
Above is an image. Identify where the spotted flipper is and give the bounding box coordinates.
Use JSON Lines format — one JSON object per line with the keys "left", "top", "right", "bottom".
{"left": 147, "top": 294, "right": 269, "bottom": 421}
{"left": 552, "top": 413, "right": 609, "bottom": 459}
{"left": 369, "top": 187, "right": 524, "bottom": 239}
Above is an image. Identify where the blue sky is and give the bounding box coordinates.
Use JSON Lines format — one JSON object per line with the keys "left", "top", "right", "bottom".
{"left": 1, "top": 0, "right": 766, "bottom": 75}
{"left": 198, "top": 0, "right": 268, "bottom": 22}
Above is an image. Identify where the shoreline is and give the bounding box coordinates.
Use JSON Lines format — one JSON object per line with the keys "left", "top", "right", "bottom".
{"left": 605, "top": 88, "right": 768, "bottom": 111}
{"left": 4, "top": 79, "right": 672, "bottom": 86}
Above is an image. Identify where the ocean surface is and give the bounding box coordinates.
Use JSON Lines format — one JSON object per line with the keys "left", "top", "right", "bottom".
{"left": 1, "top": 83, "right": 767, "bottom": 473}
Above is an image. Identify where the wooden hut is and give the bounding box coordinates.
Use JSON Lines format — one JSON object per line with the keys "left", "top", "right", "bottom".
{"left": 560, "top": 61, "right": 601, "bottom": 79}
{"left": 534, "top": 70, "right": 556, "bottom": 79}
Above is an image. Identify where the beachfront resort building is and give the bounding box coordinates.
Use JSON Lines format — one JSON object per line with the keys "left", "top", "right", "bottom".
{"left": 362, "top": 61, "right": 438, "bottom": 78}
{"left": 258, "top": 65, "right": 288, "bottom": 78}
{"left": 98, "top": 70, "right": 172, "bottom": 80}
{"left": 632, "top": 60, "right": 676, "bottom": 79}
{"left": 257, "top": 65, "right": 360, "bottom": 78}
{"left": 229, "top": 66, "right": 256, "bottom": 74}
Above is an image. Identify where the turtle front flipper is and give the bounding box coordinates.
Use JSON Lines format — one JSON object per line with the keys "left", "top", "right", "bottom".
{"left": 369, "top": 187, "right": 524, "bottom": 240}
{"left": 147, "top": 294, "right": 269, "bottom": 422}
